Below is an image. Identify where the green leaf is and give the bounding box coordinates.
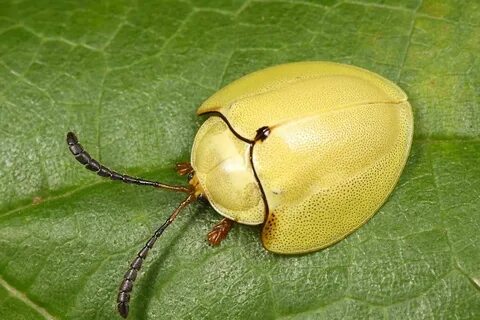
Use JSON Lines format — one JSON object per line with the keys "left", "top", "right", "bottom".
{"left": 1, "top": 0, "right": 479, "bottom": 319}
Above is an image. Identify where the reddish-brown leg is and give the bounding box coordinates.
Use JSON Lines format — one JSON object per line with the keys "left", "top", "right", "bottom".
{"left": 207, "top": 218, "right": 234, "bottom": 246}
{"left": 176, "top": 162, "right": 194, "bottom": 176}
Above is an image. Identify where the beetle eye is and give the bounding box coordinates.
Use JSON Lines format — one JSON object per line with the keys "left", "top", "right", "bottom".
{"left": 187, "top": 172, "right": 194, "bottom": 181}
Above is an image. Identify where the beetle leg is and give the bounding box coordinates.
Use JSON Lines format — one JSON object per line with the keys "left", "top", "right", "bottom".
{"left": 175, "top": 162, "right": 194, "bottom": 177}
{"left": 207, "top": 218, "right": 234, "bottom": 246}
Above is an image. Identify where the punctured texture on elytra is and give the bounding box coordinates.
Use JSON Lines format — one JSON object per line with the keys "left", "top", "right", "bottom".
{"left": 192, "top": 61, "right": 413, "bottom": 254}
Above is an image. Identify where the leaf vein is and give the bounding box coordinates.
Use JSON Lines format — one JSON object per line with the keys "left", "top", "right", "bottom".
{"left": 0, "top": 276, "right": 58, "bottom": 320}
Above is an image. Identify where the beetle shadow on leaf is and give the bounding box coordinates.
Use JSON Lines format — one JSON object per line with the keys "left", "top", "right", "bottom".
{"left": 130, "top": 203, "right": 203, "bottom": 320}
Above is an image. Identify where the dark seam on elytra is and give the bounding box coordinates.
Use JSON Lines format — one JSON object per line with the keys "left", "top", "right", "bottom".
{"left": 198, "top": 111, "right": 254, "bottom": 144}
{"left": 249, "top": 143, "right": 270, "bottom": 221}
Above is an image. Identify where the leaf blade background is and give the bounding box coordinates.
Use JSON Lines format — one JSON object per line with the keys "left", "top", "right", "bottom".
{"left": 0, "top": 0, "right": 479, "bottom": 319}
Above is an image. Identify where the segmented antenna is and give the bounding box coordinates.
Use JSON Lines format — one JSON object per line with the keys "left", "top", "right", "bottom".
{"left": 117, "top": 194, "right": 195, "bottom": 318}
{"left": 66, "top": 132, "right": 190, "bottom": 193}
{"left": 66, "top": 132, "right": 197, "bottom": 317}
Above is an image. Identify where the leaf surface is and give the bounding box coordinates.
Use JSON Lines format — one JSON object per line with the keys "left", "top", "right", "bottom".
{"left": 1, "top": 0, "right": 479, "bottom": 319}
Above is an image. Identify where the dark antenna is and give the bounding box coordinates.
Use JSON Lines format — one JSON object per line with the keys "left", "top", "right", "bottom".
{"left": 66, "top": 132, "right": 197, "bottom": 318}
{"left": 117, "top": 193, "right": 195, "bottom": 318}
{"left": 66, "top": 132, "right": 190, "bottom": 193}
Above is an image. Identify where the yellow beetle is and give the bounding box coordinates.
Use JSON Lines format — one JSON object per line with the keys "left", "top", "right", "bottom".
{"left": 66, "top": 61, "right": 413, "bottom": 318}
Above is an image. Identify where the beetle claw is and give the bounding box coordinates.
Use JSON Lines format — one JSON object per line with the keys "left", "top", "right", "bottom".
{"left": 175, "top": 162, "right": 194, "bottom": 177}
{"left": 207, "top": 218, "right": 234, "bottom": 246}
